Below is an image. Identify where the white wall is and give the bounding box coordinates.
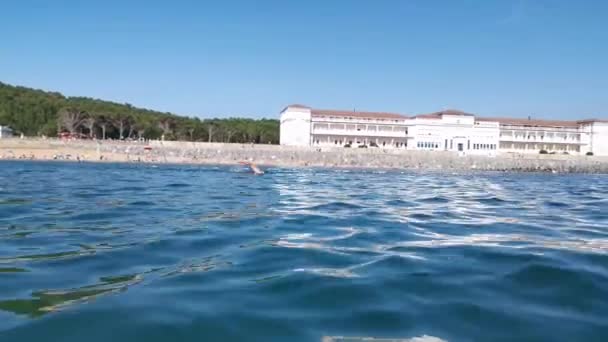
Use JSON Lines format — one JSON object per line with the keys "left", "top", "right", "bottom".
{"left": 589, "top": 122, "right": 608, "bottom": 156}
{"left": 280, "top": 106, "right": 312, "bottom": 146}
{"left": 409, "top": 118, "right": 499, "bottom": 155}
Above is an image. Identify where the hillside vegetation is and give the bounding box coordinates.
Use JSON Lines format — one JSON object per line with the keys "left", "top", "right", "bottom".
{"left": 0, "top": 82, "right": 279, "bottom": 143}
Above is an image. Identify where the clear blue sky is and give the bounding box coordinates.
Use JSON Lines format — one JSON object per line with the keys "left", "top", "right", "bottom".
{"left": 1, "top": 0, "right": 607, "bottom": 119}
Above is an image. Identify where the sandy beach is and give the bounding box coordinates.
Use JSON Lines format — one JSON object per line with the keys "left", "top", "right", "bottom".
{"left": 1, "top": 138, "right": 608, "bottom": 173}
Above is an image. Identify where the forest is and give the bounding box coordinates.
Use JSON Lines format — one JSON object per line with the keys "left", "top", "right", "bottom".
{"left": 0, "top": 82, "right": 280, "bottom": 144}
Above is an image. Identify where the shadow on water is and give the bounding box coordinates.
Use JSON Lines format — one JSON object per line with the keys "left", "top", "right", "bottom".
{"left": 0, "top": 274, "right": 142, "bottom": 318}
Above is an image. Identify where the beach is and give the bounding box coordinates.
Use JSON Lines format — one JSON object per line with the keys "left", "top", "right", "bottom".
{"left": 1, "top": 138, "right": 608, "bottom": 173}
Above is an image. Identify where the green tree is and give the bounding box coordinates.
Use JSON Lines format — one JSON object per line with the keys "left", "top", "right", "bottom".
{"left": 0, "top": 81, "right": 280, "bottom": 143}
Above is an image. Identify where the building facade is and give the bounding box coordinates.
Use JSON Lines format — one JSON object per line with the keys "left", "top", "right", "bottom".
{"left": 0, "top": 125, "right": 13, "bottom": 139}
{"left": 279, "top": 104, "right": 608, "bottom": 156}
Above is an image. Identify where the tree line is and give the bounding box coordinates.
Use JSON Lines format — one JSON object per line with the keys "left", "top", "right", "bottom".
{"left": 0, "top": 82, "right": 279, "bottom": 143}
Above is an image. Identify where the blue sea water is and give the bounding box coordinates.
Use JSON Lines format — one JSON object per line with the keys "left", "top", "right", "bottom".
{"left": 0, "top": 161, "right": 607, "bottom": 341}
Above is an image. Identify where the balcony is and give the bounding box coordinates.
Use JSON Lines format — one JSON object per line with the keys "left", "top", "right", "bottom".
{"left": 312, "top": 128, "right": 408, "bottom": 138}
{"left": 499, "top": 135, "right": 584, "bottom": 144}
{"left": 312, "top": 117, "right": 408, "bottom": 125}
{"left": 500, "top": 125, "right": 580, "bottom": 134}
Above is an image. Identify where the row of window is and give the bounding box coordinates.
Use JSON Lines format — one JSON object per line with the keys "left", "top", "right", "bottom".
{"left": 473, "top": 144, "right": 496, "bottom": 150}
{"left": 504, "top": 135, "right": 578, "bottom": 141}
{"left": 417, "top": 142, "right": 440, "bottom": 149}
{"left": 314, "top": 124, "right": 407, "bottom": 133}
{"left": 506, "top": 144, "right": 580, "bottom": 152}
{"left": 319, "top": 116, "right": 403, "bottom": 123}
{"left": 316, "top": 139, "right": 406, "bottom": 147}
{"left": 417, "top": 141, "right": 497, "bottom": 150}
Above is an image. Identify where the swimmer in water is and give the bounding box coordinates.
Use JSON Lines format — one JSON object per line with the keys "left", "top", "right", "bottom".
{"left": 239, "top": 161, "right": 264, "bottom": 175}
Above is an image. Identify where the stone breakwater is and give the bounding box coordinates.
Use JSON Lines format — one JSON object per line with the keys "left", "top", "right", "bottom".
{"left": 1, "top": 138, "right": 608, "bottom": 173}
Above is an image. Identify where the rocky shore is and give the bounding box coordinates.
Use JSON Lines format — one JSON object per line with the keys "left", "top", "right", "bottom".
{"left": 1, "top": 138, "right": 608, "bottom": 174}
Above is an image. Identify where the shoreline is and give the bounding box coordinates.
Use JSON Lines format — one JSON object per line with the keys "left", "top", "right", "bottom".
{"left": 6, "top": 159, "right": 607, "bottom": 178}
{"left": 2, "top": 138, "right": 608, "bottom": 174}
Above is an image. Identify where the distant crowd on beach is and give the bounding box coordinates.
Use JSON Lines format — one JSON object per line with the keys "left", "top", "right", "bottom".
{"left": 0, "top": 150, "right": 91, "bottom": 162}
{"left": 0, "top": 151, "right": 37, "bottom": 160}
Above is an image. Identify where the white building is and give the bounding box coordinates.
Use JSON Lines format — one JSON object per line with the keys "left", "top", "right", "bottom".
{"left": 0, "top": 125, "right": 13, "bottom": 139}
{"left": 409, "top": 110, "right": 499, "bottom": 155}
{"left": 579, "top": 120, "right": 608, "bottom": 156}
{"left": 279, "top": 104, "right": 608, "bottom": 156}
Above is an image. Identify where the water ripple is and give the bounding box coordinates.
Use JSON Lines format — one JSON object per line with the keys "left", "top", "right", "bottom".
{"left": 0, "top": 161, "right": 607, "bottom": 341}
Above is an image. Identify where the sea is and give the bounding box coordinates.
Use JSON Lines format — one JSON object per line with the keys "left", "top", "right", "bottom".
{"left": 0, "top": 161, "right": 607, "bottom": 341}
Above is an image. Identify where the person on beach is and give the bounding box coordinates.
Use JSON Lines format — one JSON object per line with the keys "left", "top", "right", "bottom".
{"left": 239, "top": 161, "right": 264, "bottom": 175}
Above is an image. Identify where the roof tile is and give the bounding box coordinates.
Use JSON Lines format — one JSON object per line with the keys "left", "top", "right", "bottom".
{"left": 311, "top": 109, "right": 408, "bottom": 120}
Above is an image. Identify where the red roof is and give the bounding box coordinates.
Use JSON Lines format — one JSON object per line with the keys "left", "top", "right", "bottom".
{"left": 285, "top": 104, "right": 607, "bottom": 126}
{"left": 281, "top": 104, "right": 312, "bottom": 113}
{"left": 476, "top": 117, "right": 580, "bottom": 128}
{"left": 414, "top": 109, "right": 475, "bottom": 119}
{"left": 311, "top": 109, "right": 408, "bottom": 120}
{"left": 286, "top": 104, "right": 311, "bottom": 109}
{"left": 577, "top": 118, "right": 608, "bottom": 124}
